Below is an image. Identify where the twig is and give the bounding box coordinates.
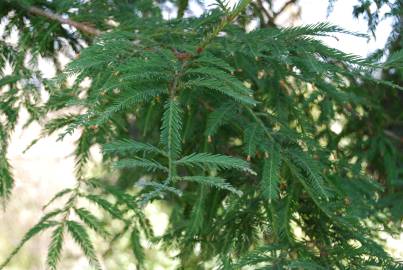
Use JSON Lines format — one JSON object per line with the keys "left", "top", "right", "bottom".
{"left": 196, "top": 0, "right": 252, "bottom": 53}
{"left": 384, "top": 130, "right": 403, "bottom": 143}
{"left": 27, "top": 6, "right": 101, "bottom": 36}
{"left": 256, "top": 0, "right": 273, "bottom": 23}
{"left": 274, "top": 0, "right": 297, "bottom": 17}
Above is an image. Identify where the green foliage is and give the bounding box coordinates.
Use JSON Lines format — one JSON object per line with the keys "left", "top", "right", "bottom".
{"left": 66, "top": 220, "right": 102, "bottom": 270}
{"left": 261, "top": 144, "right": 281, "bottom": 202}
{"left": 0, "top": 150, "right": 13, "bottom": 205}
{"left": 205, "top": 101, "right": 238, "bottom": 137}
{"left": 185, "top": 70, "right": 257, "bottom": 105}
{"left": 175, "top": 153, "right": 252, "bottom": 172}
{"left": 74, "top": 207, "right": 110, "bottom": 238}
{"left": 0, "top": 211, "right": 59, "bottom": 269}
{"left": 47, "top": 225, "right": 65, "bottom": 270}
{"left": 103, "top": 139, "right": 164, "bottom": 156}
{"left": 160, "top": 99, "right": 183, "bottom": 161}
{"left": 287, "top": 148, "right": 330, "bottom": 200}
{"left": 1, "top": 0, "right": 402, "bottom": 269}
{"left": 177, "top": 175, "right": 242, "bottom": 196}
{"left": 85, "top": 194, "right": 124, "bottom": 220}
{"left": 113, "top": 158, "right": 168, "bottom": 173}
{"left": 130, "top": 227, "right": 145, "bottom": 267}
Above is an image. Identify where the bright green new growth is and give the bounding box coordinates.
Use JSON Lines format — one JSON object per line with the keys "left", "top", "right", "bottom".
{"left": 0, "top": 0, "right": 402, "bottom": 269}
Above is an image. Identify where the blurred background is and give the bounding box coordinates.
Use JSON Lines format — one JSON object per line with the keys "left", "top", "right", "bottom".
{"left": 1, "top": 0, "right": 402, "bottom": 269}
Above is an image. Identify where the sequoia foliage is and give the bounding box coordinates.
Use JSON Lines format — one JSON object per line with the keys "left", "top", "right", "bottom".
{"left": 0, "top": 0, "right": 402, "bottom": 269}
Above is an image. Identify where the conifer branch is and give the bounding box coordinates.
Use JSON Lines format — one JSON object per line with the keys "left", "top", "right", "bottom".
{"left": 1, "top": 1, "right": 402, "bottom": 268}
{"left": 196, "top": 0, "right": 252, "bottom": 52}
{"left": 245, "top": 107, "right": 274, "bottom": 143}
{"left": 26, "top": 6, "right": 102, "bottom": 36}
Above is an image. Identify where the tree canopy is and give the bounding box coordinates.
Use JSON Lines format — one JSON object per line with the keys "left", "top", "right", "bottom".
{"left": 0, "top": 0, "right": 402, "bottom": 269}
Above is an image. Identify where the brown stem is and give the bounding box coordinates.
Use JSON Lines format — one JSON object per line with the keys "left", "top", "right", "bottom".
{"left": 273, "top": 0, "right": 297, "bottom": 18}
{"left": 256, "top": 0, "right": 273, "bottom": 23}
{"left": 384, "top": 130, "right": 403, "bottom": 143}
{"left": 27, "top": 6, "right": 102, "bottom": 36}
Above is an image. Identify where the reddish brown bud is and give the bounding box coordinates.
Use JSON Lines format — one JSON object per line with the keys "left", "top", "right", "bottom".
{"left": 280, "top": 182, "right": 287, "bottom": 191}
{"left": 175, "top": 52, "right": 192, "bottom": 61}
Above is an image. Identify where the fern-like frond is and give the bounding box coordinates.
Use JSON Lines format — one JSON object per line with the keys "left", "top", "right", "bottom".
{"left": 137, "top": 181, "right": 183, "bottom": 197}
{"left": 92, "top": 87, "right": 167, "bottom": 125}
{"left": 74, "top": 207, "right": 110, "bottom": 238}
{"left": 130, "top": 228, "right": 145, "bottom": 266}
{"left": 0, "top": 75, "right": 20, "bottom": 87}
{"left": 43, "top": 188, "right": 73, "bottom": 210}
{"left": 66, "top": 221, "right": 102, "bottom": 270}
{"left": 185, "top": 66, "right": 255, "bottom": 103}
{"left": 205, "top": 101, "right": 237, "bottom": 136}
{"left": 261, "top": 145, "right": 281, "bottom": 202}
{"left": 187, "top": 186, "right": 206, "bottom": 236}
{"left": 160, "top": 99, "right": 183, "bottom": 160}
{"left": 193, "top": 54, "right": 235, "bottom": 73}
{"left": 86, "top": 178, "right": 140, "bottom": 212}
{"left": 0, "top": 153, "right": 13, "bottom": 204}
{"left": 137, "top": 181, "right": 183, "bottom": 205}
{"left": 112, "top": 158, "right": 168, "bottom": 172}
{"left": 384, "top": 49, "right": 403, "bottom": 68}
{"left": 103, "top": 139, "right": 165, "bottom": 156}
{"left": 0, "top": 124, "right": 13, "bottom": 204}
{"left": 288, "top": 149, "right": 329, "bottom": 200}
{"left": 0, "top": 217, "right": 59, "bottom": 269}
{"left": 178, "top": 175, "right": 242, "bottom": 196}
{"left": 85, "top": 195, "right": 124, "bottom": 220}
{"left": 234, "top": 244, "right": 285, "bottom": 268}
{"left": 175, "top": 152, "right": 253, "bottom": 173}
{"left": 243, "top": 123, "right": 263, "bottom": 158}
{"left": 277, "top": 22, "right": 367, "bottom": 39}
{"left": 186, "top": 77, "right": 256, "bottom": 106}
{"left": 46, "top": 224, "right": 64, "bottom": 270}
{"left": 74, "top": 129, "right": 92, "bottom": 177}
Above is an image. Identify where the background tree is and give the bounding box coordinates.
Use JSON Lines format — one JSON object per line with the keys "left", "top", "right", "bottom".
{"left": 0, "top": 0, "right": 402, "bottom": 269}
{"left": 348, "top": 0, "right": 403, "bottom": 225}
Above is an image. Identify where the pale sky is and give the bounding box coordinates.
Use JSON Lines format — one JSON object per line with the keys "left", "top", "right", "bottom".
{"left": 299, "top": 0, "right": 393, "bottom": 57}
